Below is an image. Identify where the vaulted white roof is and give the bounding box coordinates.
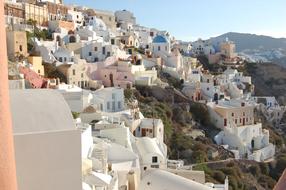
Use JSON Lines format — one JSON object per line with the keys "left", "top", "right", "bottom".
{"left": 135, "top": 137, "right": 164, "bottom": 158}
{"left": 10, "top": 89, "right": 75, "bottom": 134}
{"left": 139, "top": 169, "right": 213, "bottom": 190}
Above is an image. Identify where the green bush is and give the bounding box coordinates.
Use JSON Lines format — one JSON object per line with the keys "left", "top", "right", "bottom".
{"left": 191, "top": 150, "right": 208, "bottom": 164}
{"left": 72, "top": 112, "right": 80, "bottom": 119}
{"left": 249, "top": 165, "right": 261, "bottom": 177}
{"left": 213, "top": 170, "right": 226, "bottom": 183}
{"left": 258, "top": 175, "right": 276, "bottom": 189}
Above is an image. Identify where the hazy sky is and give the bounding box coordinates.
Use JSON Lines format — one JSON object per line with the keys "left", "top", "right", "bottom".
{"left": 64, "top": 0, "right": 286, "bottom": 41}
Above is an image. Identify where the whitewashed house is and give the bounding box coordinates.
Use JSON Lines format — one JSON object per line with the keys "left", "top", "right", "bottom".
{"left": 208, "top": 99, "right": 275, "bottom": 162}
{"left": 67, "top": 9, "right": 84, "bottom": 29}
{"left": 91, "top": 87, "right": 125, "bottom": 113}
{"left": 201, "top": 73, "right": 224, "bottom": 101}
{"left": 53, "top": 47, "right": 75, "bottom": 65}
{"left": 81, "top": 40, "right": 116, "bottom": 62}
{"left": 56, "top": 84, "right": 93, "bottom": 113}
{"left": 135, "top": 137, "right": 167, "bottom": 171}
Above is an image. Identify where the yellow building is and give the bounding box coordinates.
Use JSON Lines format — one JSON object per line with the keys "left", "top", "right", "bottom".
{"left": 24, "top": 3, "right": 48, "bottom": 26}
{"left": 28, "top": 56, "right": 45, "bottom": 76}
{"left": 6, "top": 30, "right": 28, "bottom": 60}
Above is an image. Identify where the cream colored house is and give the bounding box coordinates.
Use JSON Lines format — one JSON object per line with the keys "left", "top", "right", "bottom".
{"left": 28, "top": 56, "right": 45, "bottom": 76}
{"left": 24, "top": 3, "right": 48, "bottom": 26}
{"left": 57, "top": 57, "right": 90, "bottom": 88}
{"left": 6, "top": 30, "right": 28, "bottom": 60}
{"left": 208, "top": 99, "right": 254, "bottom": 128}
{"left": 208, "top": 100, "right": 275, "bottom": 162}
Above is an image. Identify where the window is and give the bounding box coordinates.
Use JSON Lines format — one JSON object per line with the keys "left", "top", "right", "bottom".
{"left": 89, "top": 52, "right": 92, "bottom": 56}
{"left": 152, "top": 156, "right": 158, "bottom": 163}
{"left": 224, "top": 119, "right": 227, "bottom": 126}
{"left": 118, "top": 101, "right": 121, "bottom": 109}
{"left": 112, "top": 101, "right": 115, "bottom": 111}
{"left": 107, "top": 102, "right": 110, "bottom": 110}
{"left": 94, "top": 47, "right": 98, "bottom": 51}
{"left": 124, "top": 76, "right": 127, "bottom": 79}
{"left": 38, "top": 70, "right": 41, "bottom": 74}
{"left": 165, "top": 46, "right": 167, "bottom": 51}
{"left": 59, "top": 57, "right": 63, "bottom": 62}
{"left": 112, "top": 93, "right": 115, "bottom": 99}
{"left": 102, "top": 47, "right": 106, "bottom": 55}
{"left": 81, "top": 73, "right": 84, "bottom": 78}
{"left": 232, "top": 113, "right": 234, "bottom": 117}
{"left": 158, "top": 46, "right": 161, "bottom": 51}
{"left": 19, "top": 45, "right": 22, "bottom": 52}
{"left": 73, "top": 69, "right": 76, "bottom": 75}
{"left": 109, "top": 17, "right": 112, "bottom": 21}
{"left": 111, "top": 39, "right": 115, "bottom": 45}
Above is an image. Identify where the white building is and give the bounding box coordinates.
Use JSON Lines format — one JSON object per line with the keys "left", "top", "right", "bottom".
{"left": 135, "top": 137, "right": 167, "bottom": 171}
{"left": 134, "top": 118, "right": 164, "bottom": 144}
{"left": 115, "top": 10, "right": 136, "bottom": 25}
{"left": 139, "top": 169, "right": 213, "bottom": 190}
{"left": 91, "top": 87, "right": 125, "bottom": 113}
{"left": 191, "top": 39, "right": 215, "bottom": 55}
{"left": 56, "top": 84, "right": 93, "bottom": 113}
{"left": 151, "top": 35, "right": 170, "bottom": 55}
{"left": 81, "top": 40, "right": 117, "bottom": 62}
{"left": 10, "top": 89, "right": 82, "bottom": 190}
{"left": 252, "top": 96, "right": 286, "bottom": 126}
{"left": 67, "top": 9, "right": 84, "bottom": 29}
{"left": 201, "top": 73, "right": 224, "bottom": 101}
{"left": 208, "top": 100, "right": 275, "bottom": 162}
{"left": 53, "top": 47, "right": 75, "bottom": 64}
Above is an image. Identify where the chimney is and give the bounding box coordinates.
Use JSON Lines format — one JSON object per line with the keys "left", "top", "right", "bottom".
{"left": 0, "top": 0, "right": 18, "bottom": 189}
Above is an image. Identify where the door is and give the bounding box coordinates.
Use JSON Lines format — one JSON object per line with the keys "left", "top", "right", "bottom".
{"left": 142, "top": 128, "right": 146, "bottom": 137}
{"left": 109, "top": 73, "right": 114, "bottom": 87}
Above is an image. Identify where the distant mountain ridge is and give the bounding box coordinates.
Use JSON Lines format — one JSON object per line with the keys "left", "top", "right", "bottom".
{"left": 208, "top": 32, "right": 286, "bottom": 65}
{"left": 210, "top": 32, "right": 286, "bottom": 52}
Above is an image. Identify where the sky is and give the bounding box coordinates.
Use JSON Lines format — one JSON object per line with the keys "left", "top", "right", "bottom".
{"left": 64, "top": 0, "right": 286, "bottom": 41}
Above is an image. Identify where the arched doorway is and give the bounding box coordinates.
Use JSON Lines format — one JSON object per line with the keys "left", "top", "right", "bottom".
{"left": 214, "top": 93, "right": 218, "bottom": 101}
{"left": 56, "top": 35, "right": 61, "bottom": 46}
{"left": 109, "top": 73, "right": 114, "bottom": 87}
{"left": 69, "top": 36, "right": 76, "bottom": 43}
{"left": 251, "top": 139, "right": 255, "bottom": 149}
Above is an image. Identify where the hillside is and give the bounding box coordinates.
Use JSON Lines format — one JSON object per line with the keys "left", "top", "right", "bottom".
{"left": 241, "top": 62, "right": 286, "bottom": 104}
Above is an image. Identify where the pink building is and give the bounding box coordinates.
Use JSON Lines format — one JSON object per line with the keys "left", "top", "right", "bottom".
{"left": 19, "top": 66, "right": 47, "bottom": 88}
{"left": 87, "top": 57, "right": 135, "bottom": 89}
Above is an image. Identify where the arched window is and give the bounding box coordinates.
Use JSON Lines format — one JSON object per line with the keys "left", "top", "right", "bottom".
{"left": 69, "top": 36, "right": 76, "bottom": 43}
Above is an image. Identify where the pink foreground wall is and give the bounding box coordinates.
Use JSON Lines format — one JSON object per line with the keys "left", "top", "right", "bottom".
{"left": 0, "top": 0, "right": 18, "bottom": 189}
